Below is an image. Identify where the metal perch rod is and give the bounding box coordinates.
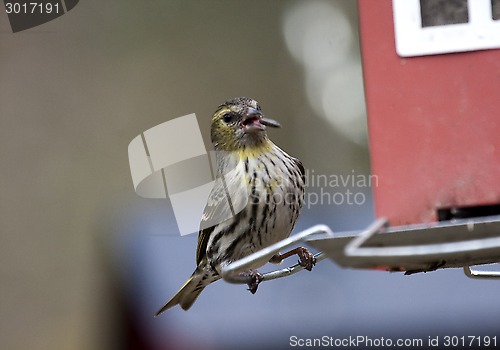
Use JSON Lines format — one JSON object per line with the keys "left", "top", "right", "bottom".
{"left": 221, "top": 224, "right": 333, "bottom": 284}
{"left": 222, "top": 217, "right": 500, "bottom": 283}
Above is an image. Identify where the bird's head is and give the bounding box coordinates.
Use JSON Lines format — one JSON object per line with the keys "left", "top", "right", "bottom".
{"left": 211, "top": 97, "right": 281, "bottom": 152}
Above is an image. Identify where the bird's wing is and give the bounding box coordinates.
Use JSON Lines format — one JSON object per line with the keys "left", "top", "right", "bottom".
{"left": 196, "top": 173, "right": 248, "bottom": 265}
{"left": 293, "top": 156, "right": 305, "bottom": 183}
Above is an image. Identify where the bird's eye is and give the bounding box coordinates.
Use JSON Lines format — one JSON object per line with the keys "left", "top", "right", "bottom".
{"left": 222, "top": 113, "right": 237, "bottom": 124}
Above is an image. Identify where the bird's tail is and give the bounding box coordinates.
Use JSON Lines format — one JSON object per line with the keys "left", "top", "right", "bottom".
{"left": 155, "top": 269, "right": 214, "bottom": 315}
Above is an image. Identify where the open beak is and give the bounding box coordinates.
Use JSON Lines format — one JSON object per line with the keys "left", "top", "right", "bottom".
{"left": 260, "top": 117, "right": 281, "bottom": 128}
{"left": 243, "top": 107, "right": 281, "bottom": 131}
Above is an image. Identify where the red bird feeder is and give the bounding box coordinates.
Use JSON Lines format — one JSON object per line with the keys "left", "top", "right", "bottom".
{"left": 359, "top": 0, "right": 500, "bottom": 226}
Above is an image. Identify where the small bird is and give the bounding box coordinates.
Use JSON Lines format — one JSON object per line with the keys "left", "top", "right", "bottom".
{"left": 156, "top": 97, "right": 315, "bottom": 315}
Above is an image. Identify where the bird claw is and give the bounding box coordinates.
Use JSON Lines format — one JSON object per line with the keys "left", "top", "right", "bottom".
{"left": 404, "top": 260, "right": 446, "bottom": 275}
{"left": 239, "top": 270, "right": 263, "bottom": 294}
{"left": 270, "top": 247, "right": 317, "bottom": 271}
{"left": 296, "top": 247, "right": 316, "bottom": 271}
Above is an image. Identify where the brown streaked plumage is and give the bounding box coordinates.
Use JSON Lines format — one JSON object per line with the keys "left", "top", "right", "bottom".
{"left": 156, "top": 97, "right": 312, "bottom": 315}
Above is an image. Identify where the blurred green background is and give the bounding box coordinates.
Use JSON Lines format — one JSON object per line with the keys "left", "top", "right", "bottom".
{"left": 1, "top": 1, "right": 498, "bottom": 349}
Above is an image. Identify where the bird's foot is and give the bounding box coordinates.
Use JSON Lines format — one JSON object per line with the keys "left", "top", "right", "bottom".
{"left": 269, "top": 247, "right": 316, "bottom": 271}
{"left": 296, "top": 247, "right": 316, "bottom": 271}
{"left": 404, "top": 260, "right": 446, "bottom": 275}
{"left": 239, "top": 269, "right": 263, "bottom": 294}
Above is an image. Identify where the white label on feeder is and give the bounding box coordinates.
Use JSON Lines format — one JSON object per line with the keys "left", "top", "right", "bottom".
{"left": 393, "top": 0, "right": 500, "bottom": 57}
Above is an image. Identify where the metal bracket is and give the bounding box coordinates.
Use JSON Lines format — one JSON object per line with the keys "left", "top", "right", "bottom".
{"left": 344, "top": 217, "right": 389, "bottom": 257}
{"left": 463, "top": 266, "right": 500, "bottom": 279}
{"left": 222, "top": 215, "right": 500, "bottom": 286}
